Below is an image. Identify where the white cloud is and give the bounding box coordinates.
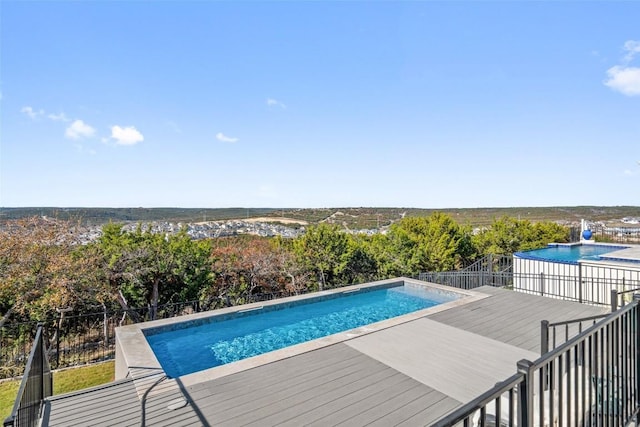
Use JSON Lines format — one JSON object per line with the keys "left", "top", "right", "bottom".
{"left": 623, "top": 40, "right": 640, "bottom": 63}
{"left": 110, "top": 125, "right": 144, "bottom": 145}
{"left": 22, "top": 106, "right": 72, "bottom": 122}
{"left": 216, "top": 132, "right": 239, "bottom": 143}
{"left": 65, "top": 120, "right": 96, "bottom": 139}
{"left": 604, "top": 66, "right": 640, "bottom": 96}
{"left": 267, "top": 98, "right": 286, "bottom": 109}
{"left": 21, "top": 106, "right": 44, "bottom": 119}
{"left": 605, "top": 40, "right": 640, "bottom": 96}
{"left": 47, "top": 112, "right": 70, "bottom": 122}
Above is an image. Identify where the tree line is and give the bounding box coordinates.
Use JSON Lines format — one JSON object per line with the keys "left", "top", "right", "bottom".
{"left": 0, "top": 213, "right": 569, "bottom": 323}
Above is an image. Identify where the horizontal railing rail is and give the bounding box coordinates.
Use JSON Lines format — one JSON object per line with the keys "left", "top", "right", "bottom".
{"left": 613, "top": 286, "right": 640, "bottom": 311}
{"left": 541, "top": 287, "right": 640, "bottom": 355}
{"left": 540, "top": 314, "right": 609, "bottom": 356}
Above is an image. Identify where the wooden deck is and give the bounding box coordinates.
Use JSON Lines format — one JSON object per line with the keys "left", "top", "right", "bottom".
{"left": 42, "top": 286, "right": 610, "bottom": 427}
{"left": 45, "top": 344, "right": 460, "bottom": 426}
{"left": 428, "top": 286, "right": 609, "bottom": 353}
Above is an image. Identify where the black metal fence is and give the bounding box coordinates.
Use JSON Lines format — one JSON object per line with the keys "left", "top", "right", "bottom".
{"left": 0, "top": 291, "right": 308, "bottom": 379}
{"left": 3, "top": 325, "right": 52, "bottom": 427}
{"left": 541, "top": 313, "right": 609, "bottom": 356}
{"left": 569, "top": 224, "right": 640, "bottom": 244}
{"left": 590, "top": 225, "right": 640, "bottom": 244}
{"left": 419, "top": 267, "right": 640, "bottom": 307}
{"left": 459, "top": 254, "right": 513, "bottom": 274}
{"left": 431, "top": 295, "right": 640, "bottom": 426}
{"left": 0, "top": 300, "right": 207, "bottom": 378}
{"left": 418, "top": 270, "right": 513, "bottom": 290}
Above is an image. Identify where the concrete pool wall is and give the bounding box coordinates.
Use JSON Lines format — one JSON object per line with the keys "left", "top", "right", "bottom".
{"left": 114, "top": 277, "right": 485, "bottom": 387}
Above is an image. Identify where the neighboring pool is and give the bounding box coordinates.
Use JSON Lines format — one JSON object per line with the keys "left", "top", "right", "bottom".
{"left": 515, "top": 244, "right": 629, "bottom": 264}
{"left": 144, "top": 284, "right": 458, "bottom": 378}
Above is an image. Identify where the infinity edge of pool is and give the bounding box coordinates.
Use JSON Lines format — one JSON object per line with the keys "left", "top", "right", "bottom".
{"left": 115, "top": 277, "right": 488, "bottom": 388}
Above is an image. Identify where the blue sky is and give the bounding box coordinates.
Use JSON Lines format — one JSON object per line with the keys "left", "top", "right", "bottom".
{"left": 1, "top": 1, "right": 638, "bottom": 209}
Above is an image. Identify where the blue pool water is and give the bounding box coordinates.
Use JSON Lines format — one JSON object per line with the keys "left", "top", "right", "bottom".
{"left": 515, "top": 244, "right": 628, "bottom": 264}
{"left": 145, "top": 285, "right": 457, "bottom": 378}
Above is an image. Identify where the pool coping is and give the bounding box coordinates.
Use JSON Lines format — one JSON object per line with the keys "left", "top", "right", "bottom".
{"left": 115, "top": 277, "right": 488, "bottom": 395}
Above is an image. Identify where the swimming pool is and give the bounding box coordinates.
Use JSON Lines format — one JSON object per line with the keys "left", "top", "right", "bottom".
{"left": 115, "top": 278, "right": 480, "bottom": 383}
{"left": 515, "top": 244, "right": 629, "bottom": 264}
{"left": 144, "top": 283, "right": 457, "bottom": 378}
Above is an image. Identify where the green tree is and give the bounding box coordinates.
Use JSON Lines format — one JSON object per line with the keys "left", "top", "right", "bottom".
{"left": 473, "top": 216, "right": 570, "bottom": 255}
{"left": 386, "top": 213, "right": 477, "bottom": 274}
{"left": 95, "top": 224, "right": 212, "bottom": 319}
{"left": 292, "top": 224, "right": 349, "bottom": 290}
{"left": 338, "top": 235, "right": 379, "bottom": 284}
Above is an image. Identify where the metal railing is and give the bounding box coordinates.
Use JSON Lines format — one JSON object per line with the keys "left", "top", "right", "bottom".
{"left": 431, "top": 372, "right": 524, "bottom": 427}
{"left": 590, "top": 225, "right": 640, "bottom": 244}
{"left": 541, "top": 314, "right": 609, "bottom": 356}
{"left": 460, "top": 254, "right": 513, "bottom": 274}
{"left": 0, "top": 290, "right": 316, "bottom": 378}
{"left": 0, "top": 300, "right": 207, "bottom": 378}
{"left": 570, "top": 224, "right": 640, "bottom": 244}
{"left": 419, "top": 269, "right": 640, "bottom": 307}
{"left": 417, "top": 254, "right": 513, "bottom": 290}
{"left": 418, "top": 270, "right": 513, "bottom": 290}
{"left": 3, "top": 325, "right": 52, "bottom": 427}
{"left": 540, "top": 287, "right": 640, "bottom": 355}
{"left": 431, "top": 295, "right": 640, "bottom": 426}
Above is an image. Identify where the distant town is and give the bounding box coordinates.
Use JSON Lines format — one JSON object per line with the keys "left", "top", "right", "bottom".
{"left": 59, "top": 216, "right": 640, "bottom": 245}
{"left": 70, "top": 218, "right": 389, "bottom": 244}
{"left": 1, "top": 206, "right": 639, "bottom": 244}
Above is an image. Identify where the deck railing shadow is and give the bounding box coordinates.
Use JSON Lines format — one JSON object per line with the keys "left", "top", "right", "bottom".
{"left": 430, "top": 295, "right": 640, "bottom": 427}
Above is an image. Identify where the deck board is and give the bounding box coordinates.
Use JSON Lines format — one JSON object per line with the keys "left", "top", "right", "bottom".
{"left": 345, "top": 317, "right": 538, "bottom": 403}
{"left": 43, "top": 285, "right": 612, "bottom": 427}
{"left": 184, "top": 344, "right": 461, "bottom": 427}
{"left": 426, "top": 286, "right": 609, "bottom": 353}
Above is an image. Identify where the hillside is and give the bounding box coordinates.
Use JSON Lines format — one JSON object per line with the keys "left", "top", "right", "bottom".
{"left": 1, "top": 206, "right": 639, "bottom": 229}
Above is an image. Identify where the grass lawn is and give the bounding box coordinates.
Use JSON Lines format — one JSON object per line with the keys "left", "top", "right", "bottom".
{"left": 0, "top": 361, "right": 115, "bottom": 421}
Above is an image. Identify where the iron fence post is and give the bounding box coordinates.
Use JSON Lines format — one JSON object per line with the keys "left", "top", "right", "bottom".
{"left": 611, "top": 289, "right": 618, "bottom": 312}
{"left": 517, "top": 359, "right": 534, "bottom": 427}
{"left": 488, "top": 253, "right": 493, "bottom": 286}
{"left": 103, "top": 307, "right": 109, "bottom": 349}
{"left": 578, "top": 263, "right": 583, "bottom": 304}
{"left": 635, "top": 294, "right": 640, "bottom": 419}
{"left": 55, "top": 319, "right": 60, "bottom": 369}
{"left": 40, "top": 326, "right": 46, "bottom": 406}
{"left": 541, "top": 320, "right": 549, "bottom": 355}
{"left": 540, "top": 272, "right": 545, "bottom": 296}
